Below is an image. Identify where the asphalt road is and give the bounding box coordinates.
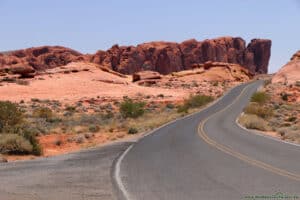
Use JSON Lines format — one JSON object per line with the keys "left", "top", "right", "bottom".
{"left": 1, "top": 81, "right": 299, "bottom": 200}
{"left": 117, "top": 81, "right": 300, "bottom": 200}
{"left": 0, "top": 142, "right": 132, "bottom": 200}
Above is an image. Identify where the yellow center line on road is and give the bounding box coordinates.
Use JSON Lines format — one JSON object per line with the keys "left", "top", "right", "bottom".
{"left": 197, "top": 82, "right": 300, "bottom": 182}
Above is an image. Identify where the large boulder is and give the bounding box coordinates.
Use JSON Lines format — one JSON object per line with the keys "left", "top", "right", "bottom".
{"left": 132, "top": 70, "right": 162, "bottom": 82}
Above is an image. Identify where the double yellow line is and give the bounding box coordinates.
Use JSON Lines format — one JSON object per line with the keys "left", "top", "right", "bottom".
{"left": 197, "top": 83, "right": 300, "bottom": 182}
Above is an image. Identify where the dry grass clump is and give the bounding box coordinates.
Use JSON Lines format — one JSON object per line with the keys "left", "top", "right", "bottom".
{"left": 177, "top": 95, "right": 213, "bottom": 113}
{"left": 0, "top": 101, "right": 42, "bottom": 155}
{"left": 250, "top": 91, "right": 270, "bottom": 105}
{"left": 0, "top": 134, "right": 33, "bottom": 154}
{"left": 239, "top": 114, "right": 271, "bottom": 131}
{"left": 244, "top": 103, "right": 273, "bottom": 119}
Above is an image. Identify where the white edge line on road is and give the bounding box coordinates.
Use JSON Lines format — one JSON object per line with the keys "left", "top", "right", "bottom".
{"left": 115, "top": 80, "right": 299, "bottom": 200}
{"left": 235, "top": 83, "right": 300, "bottom": 148}
{"left": 235, "top": 114, "right": 300, "bottom": 148}
{"left": 113, "top": 83, "right": 249, "bottom": 200}
{"left": 114, "top": 144, "right": 134, "bottom": 200}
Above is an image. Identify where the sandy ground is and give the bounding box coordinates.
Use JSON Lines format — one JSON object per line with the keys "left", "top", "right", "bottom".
{"left": 0, "top": 63, "right": 189, "bottom": 103}
{"left": 0, "top": 62, "right": 249, "bottom": 161}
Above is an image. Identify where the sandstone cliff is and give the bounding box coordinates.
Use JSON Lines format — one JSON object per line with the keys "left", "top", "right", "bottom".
{"left": 0, "top": 37, "right": 271, "bottom": 76}
{"left": 272, "top": 50, "right": 300, "bottom": 85}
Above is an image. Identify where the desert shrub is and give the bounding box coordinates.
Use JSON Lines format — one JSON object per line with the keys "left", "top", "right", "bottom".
{"left": 239, "top": 114, "right": 270, "bottom": 131}
{"left": 77, "top": 114, "right": 103, "bottom": 125}
{"left": 185, "top": 95, "right": 213, "bottom": 108}
{"left": 166, "top": 103, "right": 175, "bottom": 109}
{"left": 128, "top": 127, "right": 138, "bottom": 134}
{"left": 244, "top": 103, "right": 273, "bottom": 119}
{"left": 264, "top": 79, "right": 271, "bottom": 86}
{"left": 33, "top": 107, "right": 53, "bottom": 119}
{"left": 0, "top": 101, "right": 23, "bottom": 132}
{"left": 54, "top": 139, "right": 62, "bottom": 146}
{"left": 287, "top": 116, "right": 297, "bottom": 122}
{"left": 120, "top": 98, "right": 146, "bottom": 118}
{"left": 22, "top": 129, "right": 42, "bottom": 156}
{"left": 178, "top": 95, "right": 213, "bottom": 113}
{"left": 65, "top": 106, "right": 76, "bottom": 112}
{"left": 89, "top": 125, "right": 100, "bottom": 133}
{"left": 16, "top": 79, "right": 30, "bottom": 86}
{"left": 75, "top": 135, "right": 85, "bottom": 144}
{"left": 281, "top": 93, "right": 288, "bottom": 101}
{"left": 251, "top": 91, "right": 270, "bottom": 105}
{"left": 212, "top": 82, "right": 219, "bottom": 87}
{"left": 0, "top": 134, "right": 33, "bottom": 154}
{"left": 177, "top": 104, "right": 189, "bottom": 113}
{"left": 102, "top": 111, "right": 114, "bottom": 119}
{"left": 46, "top": 117, "right": 62, "bottom": 123}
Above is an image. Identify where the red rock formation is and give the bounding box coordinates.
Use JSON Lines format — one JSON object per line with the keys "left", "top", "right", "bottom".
{"left": 91, "top": 37, "right": 271, "bottom": 74}
{"left": 272, "top": 50, "right": 300, "bottom": 85}
{"left": 244, "top": 39, "right": 272, "bottom": 74}
{"left": 0, "top": 37, "right": 271, "bottom": 76}
{"left": 132, "top": 70, "right": 162, "bottom": 82}
{"left": 0, "top": 46, "right": 85, "bottom": 72}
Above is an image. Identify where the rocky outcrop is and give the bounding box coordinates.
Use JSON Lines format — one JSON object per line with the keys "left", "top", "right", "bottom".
{"left": 0, "top": 46, "right": 85, "bottom": 75}
{"left": 272, "top": 50, "right": 300, "bottom": 85}
{"left": 0, "top": 37, "right": 271, "bottom": 76}
{"left": 91, "top": 37, "right": 271, "bottom": 74}
{"left": 132, "top": 70, "right": 162, "bottom": 82}
{"left": 244, "top": 39, "right": 272, "bottom": 74}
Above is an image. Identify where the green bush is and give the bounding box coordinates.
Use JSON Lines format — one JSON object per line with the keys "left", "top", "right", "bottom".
{"left": 65, "top": 106, "right": 76, "bottom": 112}
{"left": 251, "top": 91, "right": 270, "bottom": 105}
{"left": 22, "top": 129, "right": 42, "bottom": 156}
{"left": 166, "top": 103, "right": 175, "bottom": 109}
{"left": 33, "top": 107, "right": 53, "bottom": 119}
{"left": 244, "top": 103, "right": 273, "bottom": 119}
{"left": 177, "top": 104, "right": 189, "bottom": 113}
{"left": 185, "top": 95, "right": 214, "bottom": 108}
{"left": 0, "top": 134, "right": 33, "bottom": 155}
{"left": 0, "top": 101, "right": 24, "bottom": 133}
{"left": 120, "top": 98, "right": 146, "bottom": 118}
{"left": 89, "top": 125, "right": 100, "bottom": 133}
{"left": 128, "top": 127, "right": 138, "bottom": 134}
{"left": 177, "top": 95, "right": 213, "bottom": 113}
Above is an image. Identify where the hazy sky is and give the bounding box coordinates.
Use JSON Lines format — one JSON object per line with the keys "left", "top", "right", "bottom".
{"left": 0, "top": 0, "right": 299, "bottom": 72}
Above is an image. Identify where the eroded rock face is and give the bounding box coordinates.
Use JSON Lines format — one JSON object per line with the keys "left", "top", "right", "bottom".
{"left": 0, "top": 46, "right": 85, "bottom": 74}
{"left": 0, "top": 37, "right": 271, "bottom": 76}
{"left": 132, "top": 70, "right": 162, "bottom": 82}
{"left": 272, "top": 50, "right": 300, "bottom": 85}
{"left": 91, "top": 37, "right": 271, "bottom": 74}
{"left": 244, "top": 39, "right": 272, "bottom": 74}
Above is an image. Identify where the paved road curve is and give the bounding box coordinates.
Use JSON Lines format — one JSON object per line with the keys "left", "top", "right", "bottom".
{"left": 0, "top": 142, "right": 132, "bottom": 200}
{"left": 117, "top": 81, "right": 300, "bottom": 200}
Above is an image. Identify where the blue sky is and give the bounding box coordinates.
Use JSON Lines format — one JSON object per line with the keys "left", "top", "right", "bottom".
{"left": 0, "top": 0, "right": 299, "bottom": 72}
